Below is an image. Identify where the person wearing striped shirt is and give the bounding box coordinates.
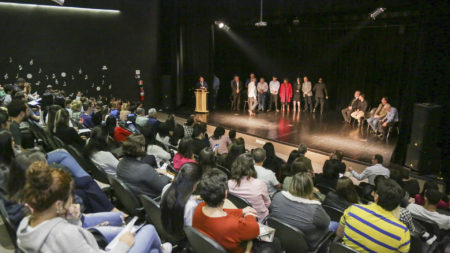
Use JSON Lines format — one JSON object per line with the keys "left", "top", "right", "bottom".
{"left": 336, "top": 179, "right": 410, "bottom": 253}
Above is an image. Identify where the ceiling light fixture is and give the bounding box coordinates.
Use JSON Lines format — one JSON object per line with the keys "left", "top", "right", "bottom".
{"left": 0, "top": 2, "right": 120, "bottom": 14}
{"left": 255, "top": 0, "right": 267, "bottom": 27}
{"left": 215, "top": 21, "right": 230, "bottom": 31}
{"left": 370, "top": 7, "right": 386, "bottom": 20}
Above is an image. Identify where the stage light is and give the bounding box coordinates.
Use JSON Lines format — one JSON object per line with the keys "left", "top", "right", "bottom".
{"left": 214, "top": 21, "right": 230, "bottom": 31}
{"left": 51, "top": 0, "right": 65, "bottom": 6}
{"left": 0, "top": 2, "right": 121, "bottom": 14}
{"left": 254, "top": 0, "right": 267, "bottom": 27}
{"left": 370, "top": 7, "right": 386, "bottom": 20}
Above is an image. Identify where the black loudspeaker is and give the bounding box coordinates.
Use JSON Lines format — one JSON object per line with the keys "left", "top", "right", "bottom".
{"left": 160, "top": 75, "right": 174, "bottom": 110}
{"left": 405, "top": 103, "right": 442, "bottom": 175}
{"left": 405, "top": 145, "right": 440, "bottom": 175}
{"left": 409, "top": 103, "right": 442, "bottom": 149}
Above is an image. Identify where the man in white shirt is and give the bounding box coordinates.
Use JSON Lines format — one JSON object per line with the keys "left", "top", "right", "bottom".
{"left": 302, "top": 76, "right": 313, "bottom": 112}
{"left": 268, "top": 76, "right": 280, "bottom": 112}
{"left": 257, "top": 77, "right": 268, "bottom": 111}
{"left": 407, "top": 189, "right": 450, "bottom": 230}
{"left": 247, "top": 78, "right": 258, "bottom": 116}
{"left": 252, "top": 148, "right": 281, "bottom": 197}
{"left": 348, "top": 154, "right": 390, "bottom": 185}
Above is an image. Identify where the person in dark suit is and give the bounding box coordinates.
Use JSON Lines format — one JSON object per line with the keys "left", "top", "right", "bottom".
{"left": 341, "top": 90, "right": 360, "bottom": 123}
{"left": 351, "top": 94, "right": 369, "bottom": 125}
{"left": 312, "top": 78, "right": 328, "bottom": 114}
{"left": 230, "top": 75, "right": 243, "bottom": 111}
{"left": 195, "top": 76, "right": 208, "bottom": 90}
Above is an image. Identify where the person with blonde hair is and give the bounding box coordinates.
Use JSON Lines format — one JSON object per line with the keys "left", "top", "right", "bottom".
{"left": 70, "top": 100, "right": 83, "bottom": 122}
{"left": 120, "top": 102, "right": 131, "bottom": 121}
{"left": 53, "top": 109, "right": 86, "bottom": 150}
{"left": 270, "top": 172, "right": 331, "bottom": 251}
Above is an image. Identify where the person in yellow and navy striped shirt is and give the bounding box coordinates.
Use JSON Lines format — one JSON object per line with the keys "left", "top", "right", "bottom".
{"left": 336, "top": 179, "right": 410, "bottom": 253}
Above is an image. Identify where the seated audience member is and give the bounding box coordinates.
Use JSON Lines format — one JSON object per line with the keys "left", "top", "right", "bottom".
{"left": 341, "top": 90, "right": 360, "bottom": 124}
{"left": 2, "top": 84, "right": 14, "bottom": 106}
{"left": 183, "top": 115, "right": 195, "bottom": 138}
{"left": 407, "top": 189, "right": 450, "bottom": 230}
{"left": 147, "top": 108, "right": 160, "bottom": 133}
{"left": 296, "top": 143, "right": 313, "bottom": 172}
{"left": 64, "top": 98, "right": 73, "bottom": 118}
{"left": 228, "top": 154, "right": 271, "bottom": 221}
{"left": 0, "top": 131, "right": 15, "bottom": 191}
{"left": 323, "top": 150, "right": 346, "bottom": 174}
{"left": 80, "top": 100, "right": 94, "bottom": 128}
{"left": 377, "top": 104, "right": 399, "bottom": 139}
{"left": 70, "top": 99, "right": 83, "bottom": 122}
{"left": 161, "top": 163, "right": 203, "bottom": 240}
{"left": 221, "top": 143, "right": 245, "bottom": 170}
{"left": 415, "top": 181, "right": 449, "bottom": 209}
{"left": 16, "top": 161, "right": 170, "bottom": 253}
{"left": 172, "top": 137, "right": 196, "bottom": 171}
{"left": 191, "top": 123, "right": 210, "bottom": 155}
{"left": 315, "top": 159, "right": 340, "bottom": 190}
{"left": 349, "top": 154, "right": 389, "bottom": 185}
{"left": 105, "top": 115, "right": 131, "bottom": 143}
{"left": 350, "top": 94, "right": 368, "bottom": 125}
{"left": 229, "top": 129, "right": 237, "bottom": 144}
{"left": 117, "top": 134, "right": 170, "bottom": 198}
{"left": 0, "top": 109, "right": 9, "bottom": 130}
{"left": 146, "top": 134, "right": 171, "bottom": 164}
{"left": 397, "top": 167, "right": 420, "bottom": 197}
{"left": 283, "top": 158, "right": 325, "bottom": 202}
{"left": 252, "top": 148, "right": 281, "bottom": 197}
{"left": 169, "top": 121, "right": 185, "bottom": 147}
{"left": 84, "top": 126, "right": 119, "bottom": 175}
{"left": 323, "top": 177, "right": 360, "bottom": 211}
{"left": 53, "top": 109, "right": 86, "bottom": 151}
{"left": 279, "top": 150, "right": 300, "bottom": 181}
{"left": 193, "top": 169, "right": 280, "bottom": 253}
{"left": 7, "top": 99, "right": 29, "bottom": 147}
{"left": 262, "top": 142, "right": 285, "bottom": 174}
{"left": 198, "top": 147, "right": 216, "bottom": 173}
{"left": 135, "top": 107, "right": 148, "bottom": 127}
{"left": 271, "top": 172, "right": 331, "bottom": 250}
{"left": 336, "top": 179, "right": 410, "bottom": 253}
{"left": 367, "top": 96, "right": 390, "bottom": 133}
{"left": 119, "top": 102, "right": 131, "bottom": 122}
{"left": 156, "top": 122, "right": 172, "bottom": 149}
{"left": 209, "top": 126, "right": 232, "bottom": 155}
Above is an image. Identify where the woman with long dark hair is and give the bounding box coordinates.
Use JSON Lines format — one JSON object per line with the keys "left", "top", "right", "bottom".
{"left": 161, "top": 163, "right": 203, "bottom": 240}
{"left": 198, "top": 147, "right": 216, "bottom": 173}
{"left": 262, "top": 142, "right": 285, "bottom": 174}
{"left": 84, "top": 126, "right": 119, "bottom": 175}
{"left": 105, "top": 115, "right": 131, "bottom": 143}
{"left": 323, "top": 177, "right": 360, "bottom": 211}
{"left": 209, "top": 126, "right": 231, "bottom": 155}
{"left": 222, "top": 143, "right": 245, "bottom": 170}
{"left": 172, "top": 137, "right": 196, "bottom": 171}
{"left": 0, "top": 130, "right": 15, "bottom": 191}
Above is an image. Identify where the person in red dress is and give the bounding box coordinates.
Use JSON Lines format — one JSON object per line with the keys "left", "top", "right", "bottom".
{"left": 279, "top": 78, "right": 292, "bottom": 112}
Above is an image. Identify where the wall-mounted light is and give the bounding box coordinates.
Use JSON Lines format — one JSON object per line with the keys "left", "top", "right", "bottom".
{"left": 0, "top": 2, "right": 121, "bottom": 14}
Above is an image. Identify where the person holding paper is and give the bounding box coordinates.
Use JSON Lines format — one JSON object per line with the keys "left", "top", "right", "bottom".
{"left": 17, "top": 161, "right": 172, "bottom": 253}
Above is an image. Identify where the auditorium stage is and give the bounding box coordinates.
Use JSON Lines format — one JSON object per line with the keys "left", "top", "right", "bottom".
{"left": 175, "top": 109, "right": 397, "bottom": 165}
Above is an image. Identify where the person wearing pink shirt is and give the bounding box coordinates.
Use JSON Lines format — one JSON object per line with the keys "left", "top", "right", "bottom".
{"left": 228, "top": 153, "right": 271, "bottom": 221}
{"left": 173, "top": 137, "right": 196, "bottom": 170}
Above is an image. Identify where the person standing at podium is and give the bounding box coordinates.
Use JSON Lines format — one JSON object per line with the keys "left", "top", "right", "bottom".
{"left": 196, "top": 76, "right": 208, "bottom": 90}
{"left": 231, "top": 75, "right": 242, "bottom": 111}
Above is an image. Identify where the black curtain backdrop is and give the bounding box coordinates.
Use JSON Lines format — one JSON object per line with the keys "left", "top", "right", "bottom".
{"left": 161, "top": 0, "right": 449, "bottom": 184}
{"left": 0, "top": 0, "right": 160, "bottom": 106}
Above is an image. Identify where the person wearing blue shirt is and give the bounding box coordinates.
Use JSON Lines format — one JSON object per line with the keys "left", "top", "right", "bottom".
{"left": 378, "top": 104, "right": 399, "bottom": 138}
{"left": 212, "top": 75, "right": 220, "bottom": 110}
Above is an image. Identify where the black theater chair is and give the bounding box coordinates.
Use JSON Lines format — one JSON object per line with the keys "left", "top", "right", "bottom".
{"left": 329, "top": 241, "right": 359, "bottom": 253}
{"left": 323, "top": 205, "right": 344, "bottom": 222}
{"left": 184, "top": 226, "right": 226, "bottom": 253}
{"left": 108, "top": 175, "right": 143, "bottom": 218}
{"left": 227, "top": 192, "right": 251, "bottom": 209}
{"left": 316, "top": 184, "right": 335, "bottom": 195}
{"left": 0, "top": 200, "right": 18, "bottom": 251}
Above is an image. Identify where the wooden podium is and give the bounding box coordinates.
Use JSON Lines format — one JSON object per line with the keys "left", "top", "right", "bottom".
{"left": 195, "top": 89, "right": 208, "bottom": 113}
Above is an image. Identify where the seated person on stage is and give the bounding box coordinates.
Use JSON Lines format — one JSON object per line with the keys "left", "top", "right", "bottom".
{"left": 117, "top": 134, "right": 171, "bottom": 198}
{"left": 350, "top": 93, "right": 368, "bottom": 125}
{"left": 323, "top": 177, "right": 360, "bottom": 211}
{"left": 209, "top": 126, "right": 232, "bottom": 155}
{"left": 257, "top": 77, "right": 268, "bottom": 111}
{"left": 228, "top": 154, "right": 271, "bottom": 221}
{"left": 367, "top": 96, "right": 390, "bottom": 133}
{"left": 252, "top": 148, "right": 281, "bottom": 198}
{"left": 172, "top": 137, "right": 196, "bottom": 171}
{"left": 377, "top": 104, "right": 399, "bottom": 138}
{"left": 341, "top": 90, "right": 360, "bottom": 124}
{"left": 196, "top": 76, "right": 208, "bottom": 90}
{"left": 347, "top": 154, "right": 390, "bottom": 185}
{"left": 336, "top": 179, "right": 411, "bottom": 253}
{"left": 407, "top": 189, "right": 450, "bottom": 230}
{"left": 16, "top": 162, "right": 169, "bottom": 253}
{"left": 414, "top": 181, "right": 450, "bottom": 210}
{"left": 271, "top": 172, "right": 333, "bottom": 250}
{"left": 193, "top": 168, "right": 281, "bottom": 253}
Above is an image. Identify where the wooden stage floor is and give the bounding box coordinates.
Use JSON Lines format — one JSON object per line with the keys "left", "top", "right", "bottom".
{"left": 190, "top": 110, "right": 397, "bottom": 164}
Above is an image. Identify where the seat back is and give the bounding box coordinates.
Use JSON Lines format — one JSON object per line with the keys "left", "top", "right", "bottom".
{"left": 227, "top": 192, "right": 251, "bottom": 209}
{"left": 52, "top": 136, "right": 66, "bottom": 149}
{"left": 108, "top": 176, "right": 141, "bottom": 216}
{"left": 184, "top": 226, "right": 226, "bottom": 253}
{"left": 65, "top": 145, "right": 109, "bottom": 185}
{"left": 316, "top": 184, "right": 335, "bottom": 195}
{"left": 216, "top": 165, "right": 231, "bottom": 179}
{"left": 323, "top": 205, "right": 344, "bottom": 222}
{"left": 139, "top": 195, "right": 181, "bottom": 243}
{"left": 411, "top": 214, "right": 440, "bottom": 238}
{"left": 0, "top": 199, "right": 17, "bottom": 248}
{"left": 267, "top": 216, "right": 309, "bottom": 253}
{"left": 329, "top": 242, "right": 359, "bottom": 253}
{"left": 410, "top": 232, "right": 431, "bottom": 253}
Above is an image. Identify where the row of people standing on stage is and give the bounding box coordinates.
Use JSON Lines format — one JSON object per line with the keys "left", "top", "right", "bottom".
{"left": 341, "top": 90, "right": 399, "bottom": 140}
{"left": 230, "top": 74, "right": 329, "bottom": 115}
